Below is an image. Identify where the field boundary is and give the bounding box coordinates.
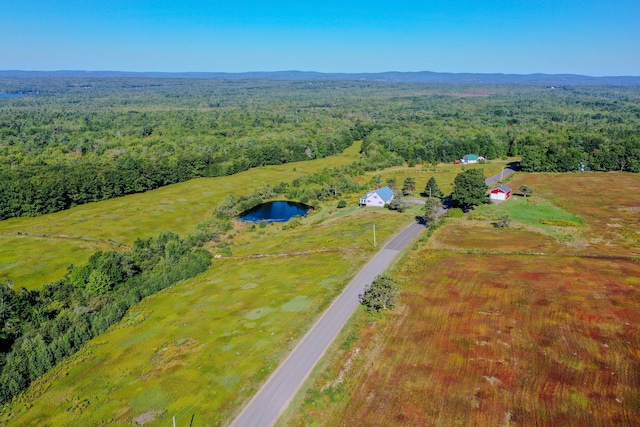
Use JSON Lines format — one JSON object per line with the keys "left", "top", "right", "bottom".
{"left": 434, "top": 247, "right": 640, "bottom": 261}
{"left": 0, "top": 232, "right": 129, "bottom": 249}
{"left": 217, "top": 247, "right": 366, "bottom": 260}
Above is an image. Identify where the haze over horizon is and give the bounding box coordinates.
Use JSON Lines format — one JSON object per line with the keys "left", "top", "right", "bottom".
{"left": 1, "top": 1, "right": 639, "bottom": 77}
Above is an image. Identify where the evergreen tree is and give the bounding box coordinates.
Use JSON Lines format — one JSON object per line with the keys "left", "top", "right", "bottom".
{"left": 424, "top": 176, "right": 443, "bottom": 198}
{"left": 402, "top": 176, "right": 416, "bottom": 195}
{"left": 423, "top": 198, "right": 442, "bottom": 224}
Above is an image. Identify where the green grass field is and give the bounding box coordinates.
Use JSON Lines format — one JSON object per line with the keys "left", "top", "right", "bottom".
{"left": 2, "top": 189, "right": 417, "bottom": 426}
{"left": 0, "top": 142, "right": 361, "bottom": 290}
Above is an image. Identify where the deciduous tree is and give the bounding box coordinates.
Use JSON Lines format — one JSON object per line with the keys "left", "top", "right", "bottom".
{"left": 451, "top": 169, "right": 488, "bottom": 211}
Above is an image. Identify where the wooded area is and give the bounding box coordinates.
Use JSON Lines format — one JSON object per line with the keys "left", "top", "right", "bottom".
{"left": 1, "top": 78, "right": 639, "bottom": 219}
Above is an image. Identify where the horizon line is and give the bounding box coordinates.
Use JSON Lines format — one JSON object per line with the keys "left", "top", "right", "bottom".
{"left": 1, "top": 69, "right": 639, "bottom": 78}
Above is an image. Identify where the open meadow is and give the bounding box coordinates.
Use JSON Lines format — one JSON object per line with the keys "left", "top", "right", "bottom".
{"left": 0, "top": 141, "right": 513, "bottom": 425}
{"left": 1, "top": 194, "right": 419, "bottom": 426}
{"left": 0, "top": 142, "right": 361, "bottom": 290}
{"left": 283, "top": 172, "right": 640, "bottom": 427}
{"left": 0, "top": 141, "right": 509, "bottom": 290}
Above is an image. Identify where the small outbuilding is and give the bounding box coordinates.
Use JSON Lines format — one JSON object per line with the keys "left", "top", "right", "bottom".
{"left": 489, "top": 184, "right": 512, "bottom": 201}
{"left": 360, "top": 186, "right": 395, "bottom": 207}
{"left": 462, "top": 154, "right": 485, "bottom": 164}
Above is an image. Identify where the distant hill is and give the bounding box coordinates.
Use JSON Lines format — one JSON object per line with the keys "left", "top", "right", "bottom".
{"left": 1, "top": 70, "right": 639, "bottom": 86}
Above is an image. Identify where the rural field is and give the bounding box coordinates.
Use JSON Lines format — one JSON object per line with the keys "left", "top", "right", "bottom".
{"left": 0, "top": 138, "right": 511, "bottom": 426}
{"left": 0, "top": 142, "right": 361, "bottom": 290}
{"left": 283, "top": 172, "right": 640, "bottom": 426}
{"left": 0, "top": 139, "right": 508, "bottom": 290}
{"left": 1, "top": 203, "right": 415, "bottom": 426}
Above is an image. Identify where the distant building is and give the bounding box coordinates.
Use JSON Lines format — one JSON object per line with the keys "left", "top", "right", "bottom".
{"left": 489, "top": 184, "right": 512, "bottom": 201}
{"left": 462, "top": 154, "right": 485, "bottom": 164}
{"left": 360, "top": 186, "right": 395, "bottom": 207}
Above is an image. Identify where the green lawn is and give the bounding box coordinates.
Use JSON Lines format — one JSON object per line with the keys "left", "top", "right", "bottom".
{"left": 470, "top": 193, "right": 583, "bottom": 238}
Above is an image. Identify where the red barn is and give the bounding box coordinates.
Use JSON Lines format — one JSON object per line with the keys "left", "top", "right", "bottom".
{"left": 490, "top": 184, "right": 512, "bottom": 201}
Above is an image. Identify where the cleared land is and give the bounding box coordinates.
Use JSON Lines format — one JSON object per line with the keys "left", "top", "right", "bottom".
{"left": 2, "top": 203, "right": 416, "bottom": 426}
{"left": 0, "top": 145, "right": 507, "bottom": 290}
{"left": 0, "top": 150, "right": 511, "bottom": 425}
{"left": 283, "top": 172, "right": 640, "bottom": 427}
{"left": 0, "top": 142, "right": 360, "bottom": 290}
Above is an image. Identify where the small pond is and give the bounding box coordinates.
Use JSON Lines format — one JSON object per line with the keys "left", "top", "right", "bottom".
{"left": 238, "top": 201, "right": 310, "bottom": 223}
{"left": 0, "top": 94, "right": 28, "bottom": 98}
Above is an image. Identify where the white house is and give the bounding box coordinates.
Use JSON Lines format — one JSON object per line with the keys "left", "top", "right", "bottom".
{"left": 360, "top": 186, "right": 395, "bottom": 207}
{"left": 462, "top": 154, "right": 485, "bottom": 164}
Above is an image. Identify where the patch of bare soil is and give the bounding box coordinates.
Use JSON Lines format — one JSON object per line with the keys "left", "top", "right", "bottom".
{"left": 135, "top": 410, "right": 163, "bottom": 425}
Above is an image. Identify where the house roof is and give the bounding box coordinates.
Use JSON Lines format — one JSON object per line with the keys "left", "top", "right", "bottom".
{"left": 491, "top": 184, "right": 512, "bottom": 193}
{"left": 464, "top": 154, "right": 482, "bottom": 160}
{"left": 362, "top": 186, "right": 395, "bottom": 202}
{"left": 375, "top": 186, "right": 395, "bottom": 202}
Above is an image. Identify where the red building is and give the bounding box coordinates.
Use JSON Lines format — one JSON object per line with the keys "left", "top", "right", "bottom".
{"left": 489, "top": 184, "right": 512, "bottom": 201}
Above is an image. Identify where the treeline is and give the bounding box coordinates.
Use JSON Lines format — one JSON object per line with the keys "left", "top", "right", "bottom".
{"left": 0, "top": 123, "right": 363, "bottom": 219}
{"left": 520, "top": 137, "right": 640, "bottom": 172}
{"left": 0, "top": 224, "right": 227, "bottom": 403}
{"left": 2, "top": 79, "right": 640, "bottom": 219}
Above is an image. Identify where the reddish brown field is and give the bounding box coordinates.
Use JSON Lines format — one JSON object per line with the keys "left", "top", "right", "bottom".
{"left": 282, "top": 173, "right": 640, "bottom": 427}
{"left": 429, "top": 222, "right": 561, "bottom": 253}
{"left": 290, "top": 251, "right": 640, "bottom": 426}
{"left": 507, "top": 172, "right": 640, "bottom": 256}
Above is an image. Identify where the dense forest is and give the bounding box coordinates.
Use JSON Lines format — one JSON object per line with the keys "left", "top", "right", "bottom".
{"left": 1, "top": 78, "right": 640, "bottom": 220}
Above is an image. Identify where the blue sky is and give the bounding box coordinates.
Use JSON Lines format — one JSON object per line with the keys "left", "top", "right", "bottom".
{"left": 1, "top": 0, "right": 638, "bottom": 75}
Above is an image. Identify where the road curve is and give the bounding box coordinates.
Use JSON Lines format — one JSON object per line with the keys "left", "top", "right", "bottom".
{"left": 230, "top": 221, "right": 426, "bottom": 427}
{"left": 485, "top": 166, "right": 515, "bottom": 187}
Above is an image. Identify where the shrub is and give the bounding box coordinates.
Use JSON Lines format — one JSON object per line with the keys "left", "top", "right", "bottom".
{"left": 359, "top": 275, "right": 398, "bottom": 312}
{"left": 540, "top": 219, "right": 580, "bottom": 227}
